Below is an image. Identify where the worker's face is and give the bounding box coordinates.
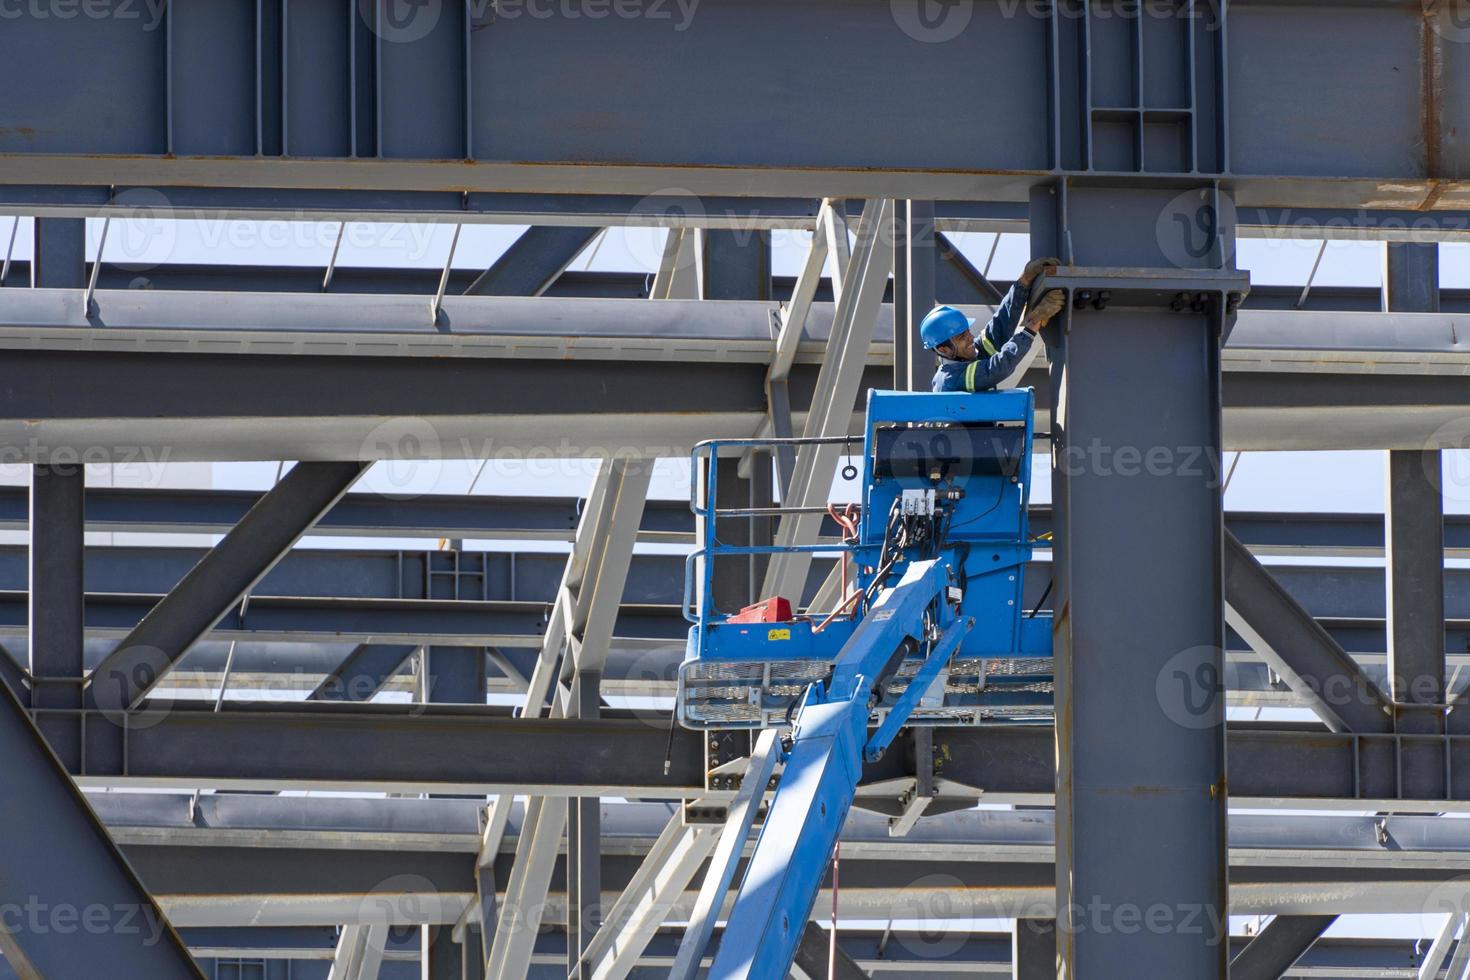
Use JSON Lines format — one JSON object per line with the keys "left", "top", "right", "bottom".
{"left": 943, "top": 329, "right": 978, "bottom": 361}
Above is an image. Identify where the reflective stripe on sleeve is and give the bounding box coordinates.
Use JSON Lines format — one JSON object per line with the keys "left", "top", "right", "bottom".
{"left": 964, "top": 360, "right": 979, "bottom": 392}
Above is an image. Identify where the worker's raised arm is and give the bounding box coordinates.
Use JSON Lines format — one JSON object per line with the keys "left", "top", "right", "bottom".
{"left": 976, "top": 256, "right": 1061, "bottom": 354}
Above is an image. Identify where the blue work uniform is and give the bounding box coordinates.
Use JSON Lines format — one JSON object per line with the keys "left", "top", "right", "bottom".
{"left": 930, "top": 282, "right": 1035, "bottom": 393}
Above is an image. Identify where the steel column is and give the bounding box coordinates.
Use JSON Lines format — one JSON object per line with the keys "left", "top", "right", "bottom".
{"left": 703, "top": 230, "right": 771, "bottom": 301}
{"left": 31, "top": 217, "right": 84, "bottom": 289}
{"left": 28, "top": 464, "right": 84, "bottom": 762}
{"left": 567, "top": 670, "right": 602, "bottom": 979}
{"left": 1384, "top": 243, "right": 1445, "bottom": 713}
{"left": 1037, "top": 182, "right": 1231, "bottom": 979}
{"left": 762, "top": 199, "right": 893, "bottom": 602}
{"left": 463, "top": 226, "right": 601, "bottom": 297}
{"left": 421, "top": 647, "right": 487, "bottom": 705}
{"left": 422, "top": 925, "right": 462, "bottom": 980}
{"left": 86, "top": 461, "right": 368, "bottom": 709}
{"left": 894, "top": 201, "right": 937, "bottom": 392}
{"left": 1012, "top": 919, "right": 1055, "bottom": 980}
{"left": 1229, "top": 915, "right": 1336, "bottom": 980}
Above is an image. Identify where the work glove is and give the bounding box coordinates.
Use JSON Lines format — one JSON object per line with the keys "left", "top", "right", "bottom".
{"left": 1022, "top": 288, "right": 1066, "bottom": 333}
{"left": 1018, "top": 256, "right": 1061, "bottom": 287}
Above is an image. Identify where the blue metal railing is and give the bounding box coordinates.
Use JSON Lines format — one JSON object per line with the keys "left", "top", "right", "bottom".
{"left": 686, "top": 435, "right": 864, "bottom": 628}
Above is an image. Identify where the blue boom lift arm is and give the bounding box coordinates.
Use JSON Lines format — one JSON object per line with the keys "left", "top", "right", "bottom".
{"left": 678, "top": 389, "right": 1052, "bottom": 978}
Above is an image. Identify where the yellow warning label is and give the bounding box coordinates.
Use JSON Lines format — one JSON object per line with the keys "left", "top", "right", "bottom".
{"left": 767, "top": 628, "right": 792, "bottom": 641}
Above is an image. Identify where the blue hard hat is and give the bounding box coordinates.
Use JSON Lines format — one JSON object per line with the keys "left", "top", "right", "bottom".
{"left": 918, "top": 305, "right": 976, "bottom": 350}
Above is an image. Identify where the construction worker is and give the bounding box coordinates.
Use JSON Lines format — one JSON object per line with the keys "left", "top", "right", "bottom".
{"left": 921, "top": 257, "right": 1067, "bottom": 393}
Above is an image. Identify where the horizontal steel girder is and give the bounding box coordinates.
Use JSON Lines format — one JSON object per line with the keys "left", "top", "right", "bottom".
{"left": 0, "top": 0, "right": 1466, "bottom": 208}
{"left": 84, "top": 795, "right": 1470, "bottom": 920}
{"left": 0, "top": 488, "right": 1465, "bottom": 558}
{"left": 44, "top": 706, "right": 1470, "bottom": 809}
{"left": 0, "top": 292, "right": 1467, "bottom": 456}
{"left": 6, "top": 190, "right": 1470, "bottom": 245}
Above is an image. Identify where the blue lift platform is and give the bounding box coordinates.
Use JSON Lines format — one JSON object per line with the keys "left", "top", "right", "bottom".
{"left": 675, "top": 389, "right": 1053, "bottom": 978}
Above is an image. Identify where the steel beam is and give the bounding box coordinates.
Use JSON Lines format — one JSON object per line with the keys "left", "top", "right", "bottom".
{"left": 28, "top": 464, "right": 84, "bottom": 764}
{"left": 309, "top": 645, "right": 418, "bottom": 702}
{"left": 763, "top": 199, "right": 893, "bottom": 602}
{"left": 1230, "top": 916, "right": 1337, "bottom": 980}
{"left": 1224, "top": 531, "right": 1394, "bottom": 733}
{"left": 86, "top": 461, "right": 368, "bottom": 709}
{"left": 703, "top": 230, "right": 771, "bottom": 301}
{"left": 669, "top": 729, "right": 781, "bottom": 980}
{"left": 463, "top": 226, "right": 601, "bottom": 297}
{"left": 1038, "top": 182, "right": 1231, "bottom": 978}
{"left": 0, "top": 679, "right": 201, "bottom": 977}
{"left": 4, "top": 486, "right": 1470, "bottom": 557}
{"left": 896, "top": 201, "right": 938, "bottom": 391}
{"left": 423, "top": 925, "right": 463, "bottom": 980}
{"left": 792, "top": 922, "right": 869, "bottom": 980}
{"left": 6, "top": 291, "right": 1470, "bottom": 456}
{"left": 486, "top": 458, "right": 651, "bottom": 979}
{"left": 31, "top": 217, "right": 83, "bottom": 289}
{"left": 4, "top": 1, "right": 1470, "bottom": 208}
{"left": 328, "top": 924, "right": 389, "bottom": 980}
{"left": 1384, "top": 243, "right": 1446, "bottom": 715}
{"left": 1012, "top": 919, "right": 1055, "bottom": 980}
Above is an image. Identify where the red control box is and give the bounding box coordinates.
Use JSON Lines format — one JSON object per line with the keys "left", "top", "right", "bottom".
{"left": 726, "top": 597, "right": 794, "bottom": 624}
